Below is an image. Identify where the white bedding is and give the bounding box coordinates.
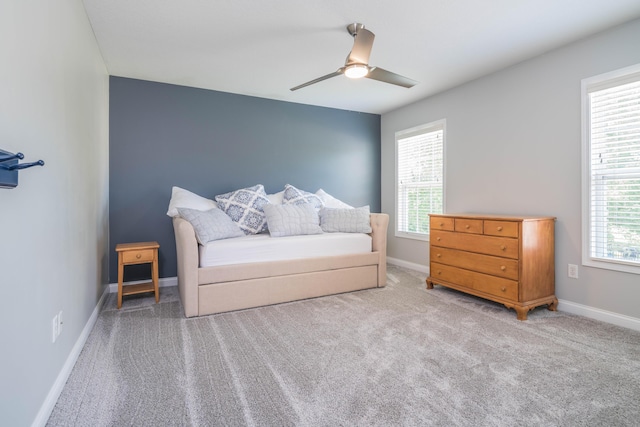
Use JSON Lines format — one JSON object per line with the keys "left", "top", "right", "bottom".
{"left": 198, "top": 232, "right": 372, "bottom": 268}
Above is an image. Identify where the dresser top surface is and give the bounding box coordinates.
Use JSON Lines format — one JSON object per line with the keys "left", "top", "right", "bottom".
{"left": 430, "top": 213, "right": 556, "bottom": 221}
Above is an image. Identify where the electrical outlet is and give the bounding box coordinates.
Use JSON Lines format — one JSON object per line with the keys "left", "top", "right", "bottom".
{"left": 52, "top": 314, "right": 58, "bottom": 343}
{"left": 58, "top": 311, "right": 63, "bottom": 336}
{"left": 568, "top": 264, "right": 579, "bottom": 279}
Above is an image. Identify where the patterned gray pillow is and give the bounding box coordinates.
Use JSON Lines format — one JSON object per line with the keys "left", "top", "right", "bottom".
{"left": 177, "top": 208, "right": 244, "bottom": 244}
{"left": 263, "top": 203, "right": 323, "bottom": 237}
{"left": 215, "top": 184, "right": 270, "bottom": 234}
{"left": 319, "top": 206, "right": 372, "bottom": 233}
{"left": 282, "top": 184, "right": 324, "bottom": 210}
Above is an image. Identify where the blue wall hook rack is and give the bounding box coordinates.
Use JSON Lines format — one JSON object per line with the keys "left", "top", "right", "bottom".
{"left": 0, "top": 149, "right": 45, "bottom": 189}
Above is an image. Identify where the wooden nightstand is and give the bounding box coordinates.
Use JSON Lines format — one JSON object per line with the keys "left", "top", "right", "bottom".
{"left": 116, "top": 241, "right": 160, "bottom": 309}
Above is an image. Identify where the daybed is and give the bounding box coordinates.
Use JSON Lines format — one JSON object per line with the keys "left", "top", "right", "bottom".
{"left": 173, "top": 213, "right": 389, "bottom": 317}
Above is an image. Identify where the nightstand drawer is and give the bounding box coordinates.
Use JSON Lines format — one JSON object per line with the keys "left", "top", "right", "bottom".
{"left": 122, "top": 249, "right": 155, "bottom": 264}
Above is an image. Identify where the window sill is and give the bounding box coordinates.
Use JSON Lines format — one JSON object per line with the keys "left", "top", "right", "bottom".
{"left": 582, "top": 256, "right": 640, "bottom": 276}
{"left": 395, "top": 231, "right": 430, "bottom": 242}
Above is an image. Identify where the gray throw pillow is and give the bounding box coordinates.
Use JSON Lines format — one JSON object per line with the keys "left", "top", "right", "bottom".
{"left": 177, "top": 207, "right": 244, "bottom": 244}
{"left": 263, "top": 203, "right": 323, "bottom": 237}
{"left": 319, "top": 206, "right": 372, "bottom": 233}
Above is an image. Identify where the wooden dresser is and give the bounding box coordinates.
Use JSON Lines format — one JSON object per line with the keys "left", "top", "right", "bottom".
{"left": 426, "top": 214, "right": 557, "bottom": 320}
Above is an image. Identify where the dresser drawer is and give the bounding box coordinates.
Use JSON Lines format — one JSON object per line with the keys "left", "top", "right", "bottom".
{"left": 455, "top": 218, "right": 483, "bottom": 234}
{"left": 474, "top": 277, "right": 519, "bottom": 300}
{"left": 430, "top": 216, "right": 454, "bottom": 231}
{"left": 430, "top": 230, "right": 519, "bottom": 259}
{"left": 430, "top": 262, "right": 518, "bottom": 300}
{"left": 430, "top": 247, "right": 519, "bottom": 280}
{"left": 122, "top": 248, "right": 155, "bottom": 264}
{"left": 484, "top": 220, "right": 518, "bottom": 238}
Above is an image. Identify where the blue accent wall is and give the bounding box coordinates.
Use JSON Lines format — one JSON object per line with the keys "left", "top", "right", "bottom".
{"left": 109, "top": 77, "right": 381, "bottom": 281}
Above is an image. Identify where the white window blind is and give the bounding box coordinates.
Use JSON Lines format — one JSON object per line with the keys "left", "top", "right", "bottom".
{"left": 584, "top": 68, "right": 640, "bottom": 272}
{"left": 396, "top": 121, "right": 444, "bottom": 239}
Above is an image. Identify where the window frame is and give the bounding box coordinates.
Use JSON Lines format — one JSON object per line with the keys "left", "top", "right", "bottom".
{"left": 581, "top": 63, "right": 640, "bottom": 275}
{"left": 395, "top": 119, "right": 446, "bottom": 242}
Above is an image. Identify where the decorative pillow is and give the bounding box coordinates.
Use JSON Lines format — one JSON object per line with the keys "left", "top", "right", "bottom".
{"left": 319, "top": 205, "right": 372, "bottom": 233}
{"left": 177, "top": 208, "right": 244, "bottom": 244}
{"left": 315, "top": 189, "right": 353, "bottom": 209}
{"left": 282, "top": 184, "right": 324, "bottom": 210}
{"left": 166, "top": 186, "right": 218, "bottom": 217}
{"left": 215, "top": 184, "right": 270, "bottom": 234}
{"left": 263, "top": 203, "right": 323, "bottom": 237}
{"left": 267, "top": 190, "right": 284, "bottom": 205}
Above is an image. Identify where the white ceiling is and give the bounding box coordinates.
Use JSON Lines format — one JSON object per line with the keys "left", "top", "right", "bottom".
{"left": 82, "top": 0, "right": 640, "bottom": 114}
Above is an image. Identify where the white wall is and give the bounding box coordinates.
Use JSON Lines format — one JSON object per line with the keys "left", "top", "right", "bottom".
{"left": 0, "top": 1, "right": 108, "bottom": 425}
{"left": 382, "top": 19, "right": 640, "bottom": 320}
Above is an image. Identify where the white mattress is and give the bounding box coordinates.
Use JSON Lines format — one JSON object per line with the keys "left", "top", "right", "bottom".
{"left": 199, "top": 232, "right": 372, "bottom": 268}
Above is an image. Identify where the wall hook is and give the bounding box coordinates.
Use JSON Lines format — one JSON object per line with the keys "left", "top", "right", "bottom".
{"left": 0, "top": 149, "right": 45, "bottom": 189}
{"left": 1, "top": 159, "right": 45, "bottom": 171}
{"left": 0, "top": 152, "right": 24, "bottom": 162}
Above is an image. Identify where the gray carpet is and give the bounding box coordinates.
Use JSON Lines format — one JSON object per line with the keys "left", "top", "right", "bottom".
{"left": 47, "top": 266, "right": 640, "bottom": 426}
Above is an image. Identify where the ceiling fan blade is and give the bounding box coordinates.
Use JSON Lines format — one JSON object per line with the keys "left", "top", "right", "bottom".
{"left": 290, "top": 69, "right": 344, "bottom": 91}
{"left": 366, "top": 67, "right": 418, "bottom": 88}
{"left": 346, "top": 28, "right": 375, "bottom": 65}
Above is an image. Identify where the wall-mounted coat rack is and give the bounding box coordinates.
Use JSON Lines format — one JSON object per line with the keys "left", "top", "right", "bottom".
{"left": 0, "top": 149, "right": 45, "bottom": 189}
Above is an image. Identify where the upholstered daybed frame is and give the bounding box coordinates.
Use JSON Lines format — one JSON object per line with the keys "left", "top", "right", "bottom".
{"left": 173, "top": 213, "right": 389, "bottom": 317}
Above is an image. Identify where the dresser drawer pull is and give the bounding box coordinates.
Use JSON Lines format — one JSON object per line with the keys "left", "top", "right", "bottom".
{"left": 437, "top": 270, "right": 442, "bottom": 275}
{"left": 440, "top": 222, "right": 445, "bottom": 227}
{"left": 500, "top": 266, "right": 506, "bottom": 271}
{"left": 437, "top": 237, "right": 441, "bottom": 241}
{"left": 497, "top": 226, "right": 503, "bottom": 231}
{"left": 465, "top": 224, "right": 470, "bottom": 229}
{"left": 501, "top": 287, "right": 506, "bottom": 292}
{"left": 136, "top": 253, "right": 142, "bottom": 259}
{"left": 500, "top": 245, "right": 506, "bottom": 251}
{"left": 436, "top": 253, "right": 441, "bottom": 258}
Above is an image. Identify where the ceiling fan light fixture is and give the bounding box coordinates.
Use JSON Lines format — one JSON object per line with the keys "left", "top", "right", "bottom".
{"left": 344, "top": 64, "right": 369, "bottom": 79}
{"left": 289, "top": 23, "right": 417, "bottom": 91}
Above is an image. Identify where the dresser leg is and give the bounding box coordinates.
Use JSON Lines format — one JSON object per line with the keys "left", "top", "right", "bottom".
{"left": 514, "top": 306, "right": 529, "bottom": 321}
{"left": 426, "top": 279, "right": 434, "bottom": 290}
{"left": 547, "top": 298, "right": 558, "bottom": 312}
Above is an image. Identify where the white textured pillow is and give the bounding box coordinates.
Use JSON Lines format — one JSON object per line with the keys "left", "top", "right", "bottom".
{"left": 177, "top": 208, "right": 244, "bottom": 244}
{"left": 263, "top": 203, "right": 323, "bottom": 237}
{"left": 215, "top": 184, "right": 270, "bottom": 234}
{"left": 166, "top": 186, "right": 218, "bottom": 217}
{"left": 320, "top": 206, "right": 372, "bottom": 233}
{"left": 267, "top": 191, "right": 284, "bottom": 205}
{"left": 315, "top": 189, "right": 353, "bottom": 209}
{"left": 283, "top": 184, "right": 324, "bottom": 210}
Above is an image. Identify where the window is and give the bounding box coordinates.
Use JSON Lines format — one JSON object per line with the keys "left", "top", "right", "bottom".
{"left": 582, "top": 64, "right": 640, "bottom": 274}
{"left": 396, "top": 120, "right": 445, "bottom": 240}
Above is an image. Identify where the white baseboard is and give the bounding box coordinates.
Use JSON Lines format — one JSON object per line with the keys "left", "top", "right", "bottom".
{"left": 558, "top": 299, "right": 640, "bottom": 332}
{"left": 32, "top": 284, "right": 110, "bottom": 427}
{"left": 107, "top": 276, "right": 178, "bottom": 293}
{"left": 387, "top": 256, "right": 429, "bottom": 274}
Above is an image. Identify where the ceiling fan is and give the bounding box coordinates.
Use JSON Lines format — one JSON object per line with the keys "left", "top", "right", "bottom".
{"left": 290, "top": 23, "right": 418, "bottom": 91}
